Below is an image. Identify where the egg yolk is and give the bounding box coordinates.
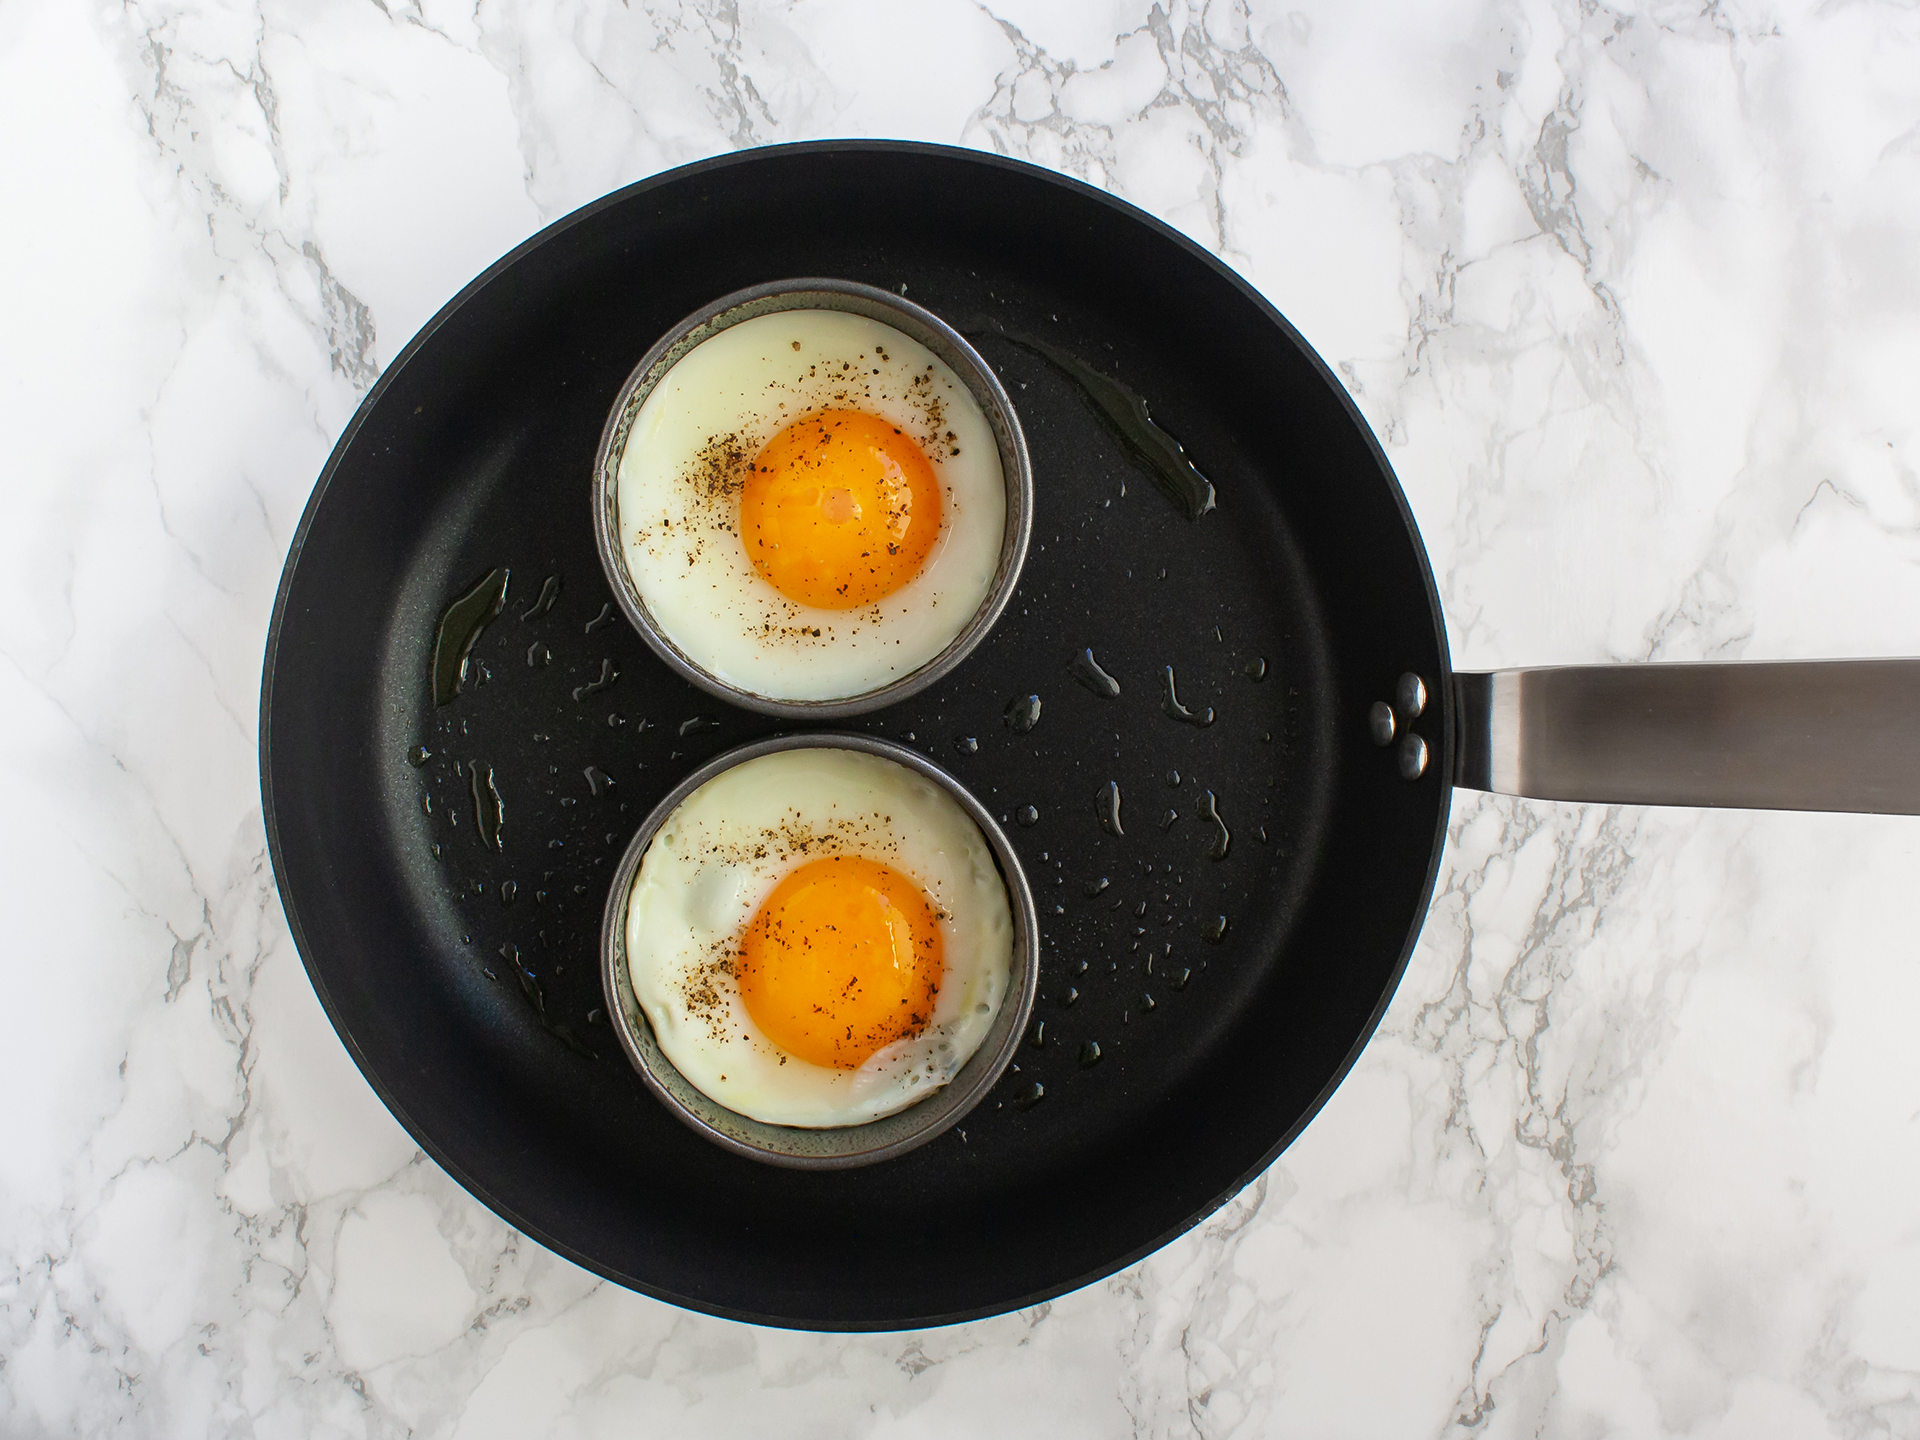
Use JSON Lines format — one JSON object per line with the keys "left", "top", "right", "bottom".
{"left": 736, "top": 854, "right": 944, "bottom": 1070}
{"left": 740, "top": 409, "right": 942, "bottom": 609}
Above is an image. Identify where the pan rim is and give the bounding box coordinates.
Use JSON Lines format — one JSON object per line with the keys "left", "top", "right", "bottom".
{"left": 259, "top": 138, "right": 1455, "bottom": 1332}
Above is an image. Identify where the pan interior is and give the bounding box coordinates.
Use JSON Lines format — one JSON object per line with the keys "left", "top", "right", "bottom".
{"left": 263, "top": 143, "right": 1449, "bottom": 1330}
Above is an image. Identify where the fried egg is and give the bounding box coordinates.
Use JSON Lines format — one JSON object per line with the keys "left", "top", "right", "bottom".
{"left": 625, "top": 747, "right": 1013, "bottom": 1127}
{"left": 614, "top": 308, "right": 1005, "bottom": 701}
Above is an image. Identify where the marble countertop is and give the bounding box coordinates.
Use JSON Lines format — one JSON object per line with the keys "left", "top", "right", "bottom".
{"left": 7, "top": 0, "right": 1920, "bottom": 1434}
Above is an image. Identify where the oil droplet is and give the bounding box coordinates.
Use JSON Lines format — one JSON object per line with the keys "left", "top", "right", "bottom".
{"left": 1166, "top": 769, "right": 1180, "bottom": 787}
{"left": 469, "top": 761, "right": 504, "bottom": 851}
{"left": 421, "top": 794, "right": 433, "bottom": 816}
{"left": 430, "top": 842, "right": 442, "bottom": 861}
{"left": 1139, "top": 993, "right": 1156, "bottom": 1013}
{"left": 431, "top": 567, "right": 509, "bottom": 706}
{"left": 1013, "top": 1081, "right": 1046, "bottom": 1111}
{"left": 500, "top": 880, "right": 517, "bottom": 906}
{"left": 584, "top": 765, "right": 614, "bottom": 797}
{"left": 1084, "top": 875, "right": 1110, "bottom": 897}
{"left": 1016, "top": 804, "right": 1040, "bottom": 828}
{"left": 407, "top": 745, "right": 432, "bottom": 767}
{"left": 1063, "top": 985, "right": 1079, "bottom": 1007}
{"left": 519, "top": 574, "right": 560, "bottom": 620}
{"left": 1068, "top": 647, "right": 1121, "bottom": 698}
{"left": 1161, "top": 666, "right": 1215, "bottom": 727}
{"left": 526, "top": 641, "right": 551, "bottom": 668}
{"left": 1097, "top": 780, "right": 1124, "bottom": 836}
{"left": 1171, "top": 966, "right": 1192, "bottom": 991}
{"left": 584, "top": 602, "right": 617, "bottom": 633}
{"left": 1078, "top": 1040, "right": 1103, "bottom": 1069}
{"left": 678, "top": 715, "right": 718, "bottom": 736}
{"left": 1005, "top": 694, "right": 1042, "bottom": 734}
{"left": 607, "top": 712, "right": 627, "bottom": 728}
{"left": 954, "top": 735, "right": 979, "bottom": 754}
{"left": 1029, "top": 1020, "right": 1047, "bottom": 1048}
{"left": 1196, "top": 789, "right": 1230, "bottom": 861}
{"left": 1159, "top": 809, "right": 1179, "bottom": 830}
{"left": 1201, "top": 914, "right": 1228, "bottom": 944}
{"left": 572, "top": 659, "right": 617, "bottom": 701}
{"left": 1245, "top": 656, "right": 1268, "bottom": 681}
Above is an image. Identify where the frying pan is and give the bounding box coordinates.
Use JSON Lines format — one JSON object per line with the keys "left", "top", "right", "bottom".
{"left": 260, "top": 140, "right": 1920, "bottom": 1332}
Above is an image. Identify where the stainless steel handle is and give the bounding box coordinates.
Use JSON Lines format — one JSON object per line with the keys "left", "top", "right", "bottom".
{"left": 1453, "top": 659, "right": 1920, "bottom": 814}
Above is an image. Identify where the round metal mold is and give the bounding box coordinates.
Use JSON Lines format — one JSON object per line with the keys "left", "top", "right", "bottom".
{"left": 591, "top": 279, "right": 1035, "bottom": 720}
{"left": 598, "top": 732, "right": 1042, "bottom": 1169}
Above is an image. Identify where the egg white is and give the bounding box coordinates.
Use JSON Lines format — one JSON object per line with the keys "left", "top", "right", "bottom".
{"left": 625, "top": 748, "right": 1013, "bottom": 1128}
{"left": 614, "top": 309, "right": 1005, "bottom": 701}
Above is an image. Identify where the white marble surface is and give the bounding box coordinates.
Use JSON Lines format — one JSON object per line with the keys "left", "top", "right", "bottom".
{"left": 5, "top": 0, "right": 1920, "bottom": 1433}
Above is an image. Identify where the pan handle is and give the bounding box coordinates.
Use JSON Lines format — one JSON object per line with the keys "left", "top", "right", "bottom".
{"left": 1452, "top": 659, "right": 1920, "bottom": 814}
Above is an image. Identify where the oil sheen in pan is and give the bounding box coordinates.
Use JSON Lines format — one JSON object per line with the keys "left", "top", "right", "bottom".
{"left": 960, "top": 316, "right": 1217, "bottom": 522}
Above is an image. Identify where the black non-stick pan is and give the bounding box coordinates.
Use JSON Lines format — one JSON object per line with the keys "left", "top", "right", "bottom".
{"left": 261, "top": 140, "right": 1920, "bottom": 1332}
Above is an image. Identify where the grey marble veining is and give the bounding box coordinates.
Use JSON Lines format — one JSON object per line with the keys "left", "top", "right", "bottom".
{"left": 4, "top": 1, "right": 1920, "bottom": 1434}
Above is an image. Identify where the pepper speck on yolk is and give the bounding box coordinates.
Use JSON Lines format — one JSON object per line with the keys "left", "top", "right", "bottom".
{"left": 741, "top": 409, "right": 942, "bottom": 609}
{"left": 736, "top": 854, "right": 944, "bottom": 1069}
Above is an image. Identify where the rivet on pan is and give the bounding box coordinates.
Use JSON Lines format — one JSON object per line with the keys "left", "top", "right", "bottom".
{"left": 1398, "top": 733, "right": 1429, "bottom": 781}
{"left": 1368, "top": 701, "right": 1397, "bottom": 747}
{"left": 1395, "top": 672, "right": 1428, "bottom": 719}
